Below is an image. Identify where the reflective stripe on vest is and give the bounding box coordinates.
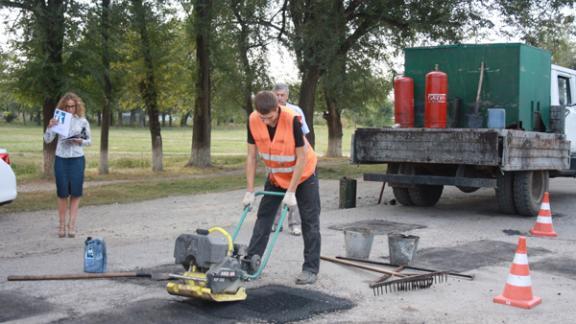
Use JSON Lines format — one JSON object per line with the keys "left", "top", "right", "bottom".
{"left": 266, "top": 166, "right": 294, "bottom": 174}
{"left": 258, "top": 152, "right": 296, "bottom": 163}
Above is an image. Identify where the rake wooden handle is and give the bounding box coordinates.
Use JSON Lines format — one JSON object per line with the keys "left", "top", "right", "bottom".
{"left": 321, "top": 256, "right": 409, "bottom": 278}
{"left": 335, "top": 256, "right": 475, "bottom": 280}
{"left": 7, "top": 272, "right": 150, "bottom": 281}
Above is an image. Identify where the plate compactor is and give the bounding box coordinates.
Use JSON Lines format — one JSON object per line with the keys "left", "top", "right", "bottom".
{"left": 166, "top": 191, "right": 287, "bottom": 302}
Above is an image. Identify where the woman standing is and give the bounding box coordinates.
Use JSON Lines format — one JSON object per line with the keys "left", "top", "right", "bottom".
{"left": 44, "top": 92, "right": 91, "bottom": 238}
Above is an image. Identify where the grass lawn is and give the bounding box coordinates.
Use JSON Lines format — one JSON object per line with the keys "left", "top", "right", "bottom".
{"left": 0, "top": 123, "right": 385, "bottom": 213}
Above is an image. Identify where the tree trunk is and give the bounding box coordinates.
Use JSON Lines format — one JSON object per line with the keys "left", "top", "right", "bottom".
{"left": 37, "top": 0, "right": 66, "bottom": 178}
{"left": 297, "top": 66, "right": 321, "bottom": 148}
{"left": 323, "top": 93, "right": 343, "bottom": 157}
{"left": 187, "top": 0, "right": 212, "bottom": 168}
{"left": 231, "top": 5, "right": 255, "bottom": 117}
{"left": 180, "top": 111, "right": 190, "bottom": 126}
{"left": 133, "top": 0, "right": 163, "bottom": 172}
{"left": 99, "top": 0, "right": 112, "bottom": 175}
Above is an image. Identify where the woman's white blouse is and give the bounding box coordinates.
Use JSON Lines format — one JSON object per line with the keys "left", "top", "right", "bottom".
{"left": 44, "top": 116, "right": 92, "bottom": 158}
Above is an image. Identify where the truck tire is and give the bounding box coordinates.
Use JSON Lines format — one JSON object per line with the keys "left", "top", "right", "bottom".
{"left": 457, "top": 186, "right": 480, "bottom": 193}
{"left": 388, "top": 163, "right": 414, "bottom": 206}
{"left": 513, "top": 171, "right": 549, "bottom": 217}
{"left": 495, "top": 172, "right": 516, "bottom": 214}
{"left": 408, "top": 185, "right": 443, "bottom": 207}
{"left": 392, "top": 187, "right": 414, "bottom": 206}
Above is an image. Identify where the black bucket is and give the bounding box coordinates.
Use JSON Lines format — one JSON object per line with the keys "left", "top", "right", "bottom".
{"left": 339, "top": 177, "right": 356, "bottom": 209}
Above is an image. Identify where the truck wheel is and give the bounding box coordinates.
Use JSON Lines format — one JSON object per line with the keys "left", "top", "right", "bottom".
{"left": 457, "top": 186, "right": 480, "bottom": 193}
{"left": 513, "top": 171, "right": 549, "bottom": 217}
{"left": 408, "top": 185, "right": 443, "bottom": 206}
{"left": 392, "top": 187, "right": 414, "bottom": 206}
{"left": 388, "top": 163, "right": 414, "bottom": 206}
{"left": 496, "top": 172, "right": 516, "bottom": 214}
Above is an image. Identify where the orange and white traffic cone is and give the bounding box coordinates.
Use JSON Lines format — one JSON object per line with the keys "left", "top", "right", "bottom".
{"left": 530, "top": 192, "right": 557, "bottom": 237}
{"left": 493, "top": 236, "right": 541, "bottom": 309}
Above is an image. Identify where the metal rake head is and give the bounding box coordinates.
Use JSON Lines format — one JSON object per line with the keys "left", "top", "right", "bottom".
{"left": 370, "top": 272, "right": 448, "bottom": 295}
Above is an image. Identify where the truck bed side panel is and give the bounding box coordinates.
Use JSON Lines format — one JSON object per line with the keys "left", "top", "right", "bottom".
{"left": 501, "top": 130, "right": 570, "bottom": 171}
{"left": 353, "top": 128, "right": 500, "bottom": 166}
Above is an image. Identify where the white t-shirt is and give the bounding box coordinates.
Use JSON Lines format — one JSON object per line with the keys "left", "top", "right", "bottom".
{"left": 286, "top": 103, "right": 310, "bottom": 135}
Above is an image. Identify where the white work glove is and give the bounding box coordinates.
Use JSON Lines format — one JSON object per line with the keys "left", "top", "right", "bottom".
{"left": 242, "top": 191, "right": 255, "bottom": 208}
{"left": 282, "top": 191, "right": 297, "bottom": 211}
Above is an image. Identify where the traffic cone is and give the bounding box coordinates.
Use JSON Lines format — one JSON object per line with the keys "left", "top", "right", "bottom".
{"left": 530, "top": 192, "right": 557, "bottom": 237}
{"left": 493, "top": 236, "right": 541, "bottom": 309}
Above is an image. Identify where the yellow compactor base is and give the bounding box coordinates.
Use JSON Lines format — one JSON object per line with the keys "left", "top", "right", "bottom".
{"left": 166, "top": 271, "right": 247, "bottom": 302}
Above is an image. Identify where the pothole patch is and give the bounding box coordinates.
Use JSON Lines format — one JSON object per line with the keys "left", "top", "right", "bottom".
{"left": 329, "top": 219, "right": 426, "bottom": 235}
{"left": 0, "top": 291, "right": 54, "bottom": 322}
{"left": 56, "top": 285, "right": 354, "bottom": 323}
{"left": 531, "top": 257, "right": 576, "bottom": 278}
{"left": 413, "top": 240, "right": 551, "bottom": 272}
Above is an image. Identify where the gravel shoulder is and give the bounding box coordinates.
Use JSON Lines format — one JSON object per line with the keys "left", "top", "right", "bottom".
{"left": 1, "top": 178, "right": 576, "bottom": 323}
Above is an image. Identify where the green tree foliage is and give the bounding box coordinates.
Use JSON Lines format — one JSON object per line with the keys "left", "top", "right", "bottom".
{"left": 0, "top": 0, "right": 82, "bottom": 176}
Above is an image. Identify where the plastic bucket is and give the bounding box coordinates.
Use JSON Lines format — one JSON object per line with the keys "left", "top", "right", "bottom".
{"left": 344, "top": 229, "right": 374, "bottom": 259}
{"left": 388, "top": 233, "right": 419, "bottom": 266}
{"left": 487, "top": 108, "right": 506, "bottom": 129}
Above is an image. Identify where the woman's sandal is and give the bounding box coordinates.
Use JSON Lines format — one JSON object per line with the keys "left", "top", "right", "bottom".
{"left": 58, "top": 225, "right": 66, "bottom": 238}
{"left": 67, "top": 225, "right": 76, "bottom": 238}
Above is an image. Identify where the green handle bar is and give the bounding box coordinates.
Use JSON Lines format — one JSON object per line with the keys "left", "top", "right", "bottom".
{"left": 231, "top": 190, "right": 290, "bottom": 280}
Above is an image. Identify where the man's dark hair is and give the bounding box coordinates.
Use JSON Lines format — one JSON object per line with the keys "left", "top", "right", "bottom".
{"left": 254, "top": 91, "right": 278, "bottom": 114}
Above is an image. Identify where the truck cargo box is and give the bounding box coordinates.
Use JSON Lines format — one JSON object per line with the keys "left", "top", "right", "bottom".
{"left": 352, "top": 128, "right": 570, "bottom": 171}
{"left": 405, "top": 43, "right": 551, "bottom": 131}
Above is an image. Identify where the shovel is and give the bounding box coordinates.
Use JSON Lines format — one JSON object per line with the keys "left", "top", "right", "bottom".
{"left": 7, "top": 271, "right": 172, "bottom": 281}
{"left": 467, "top": 61, "right": 485, "bottom": 128}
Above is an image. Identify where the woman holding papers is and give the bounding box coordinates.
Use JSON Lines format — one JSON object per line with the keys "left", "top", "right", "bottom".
{"left": 44, "top": 92, "right": 92, "bottom": 238}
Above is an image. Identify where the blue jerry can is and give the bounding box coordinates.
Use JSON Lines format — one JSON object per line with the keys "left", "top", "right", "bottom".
{"left": 84, "top": 237, "right": 107, "bottom": 273}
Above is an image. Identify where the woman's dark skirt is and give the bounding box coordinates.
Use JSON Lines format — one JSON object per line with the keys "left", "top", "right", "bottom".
{"left": 54, "top": 156, "right": 85, "bottom": 198}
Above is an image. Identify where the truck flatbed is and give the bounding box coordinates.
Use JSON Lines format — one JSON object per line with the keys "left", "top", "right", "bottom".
{"left": 353, "top": 128, "right": 570, "bottom": 171}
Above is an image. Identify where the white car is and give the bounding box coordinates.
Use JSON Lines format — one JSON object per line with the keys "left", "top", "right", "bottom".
{"left": 0, "top": 148, "right": 17, "bottom": 205}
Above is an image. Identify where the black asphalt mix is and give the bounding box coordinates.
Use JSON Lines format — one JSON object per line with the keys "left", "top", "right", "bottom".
{"left": 412, "top": 240, "right": 551, "bottom": 272}
{"left": 531, "top": 257, "right": 576, "bottom": 278}
{"left": 329, "top": 219, "right": 426, "bottom": 235}
{"left": 0, "top": 291, "right": 54, "bottom": 322}
{"left": 52, "top": 285, "right": 354, "bottom": 324}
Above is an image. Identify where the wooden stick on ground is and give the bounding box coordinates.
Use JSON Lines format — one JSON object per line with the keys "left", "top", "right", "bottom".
{"left": 7, "top": 272, "right": 170, "bottom": 281}
{"left": 321, "top": 256, "right": 412, "bottom": 278}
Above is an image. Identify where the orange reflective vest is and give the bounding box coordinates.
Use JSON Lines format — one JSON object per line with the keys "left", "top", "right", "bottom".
{"left": 249, "top": 107, "right": 317, "bottom": 189}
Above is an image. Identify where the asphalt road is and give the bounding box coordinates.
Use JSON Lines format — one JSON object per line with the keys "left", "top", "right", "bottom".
{"left": 1, "top": 178, "right": 575, "bottom": 323}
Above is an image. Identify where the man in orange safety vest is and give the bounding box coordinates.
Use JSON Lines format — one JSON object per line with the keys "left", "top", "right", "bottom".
{"left": 242, "top": 90, "right": 321, "bottom": 285}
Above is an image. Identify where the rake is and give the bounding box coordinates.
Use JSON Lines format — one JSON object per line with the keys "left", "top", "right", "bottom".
{"left": 370, "top": 272, "right": 448, "bottom": 295}
{"left": 321, "top": 256, "right": 448, "bottom": 295}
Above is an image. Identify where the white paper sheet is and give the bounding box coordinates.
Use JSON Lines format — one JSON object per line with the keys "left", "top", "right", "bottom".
{"left": 52, "top": 109, "right": 72, "bottom": 137}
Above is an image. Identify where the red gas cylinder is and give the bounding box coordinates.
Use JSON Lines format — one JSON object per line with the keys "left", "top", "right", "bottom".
{"left": 394, "top": 76, "right": 414, "bottom": 128}
{"left": 424, "top": 70, "right": 448, "bottom": 128}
